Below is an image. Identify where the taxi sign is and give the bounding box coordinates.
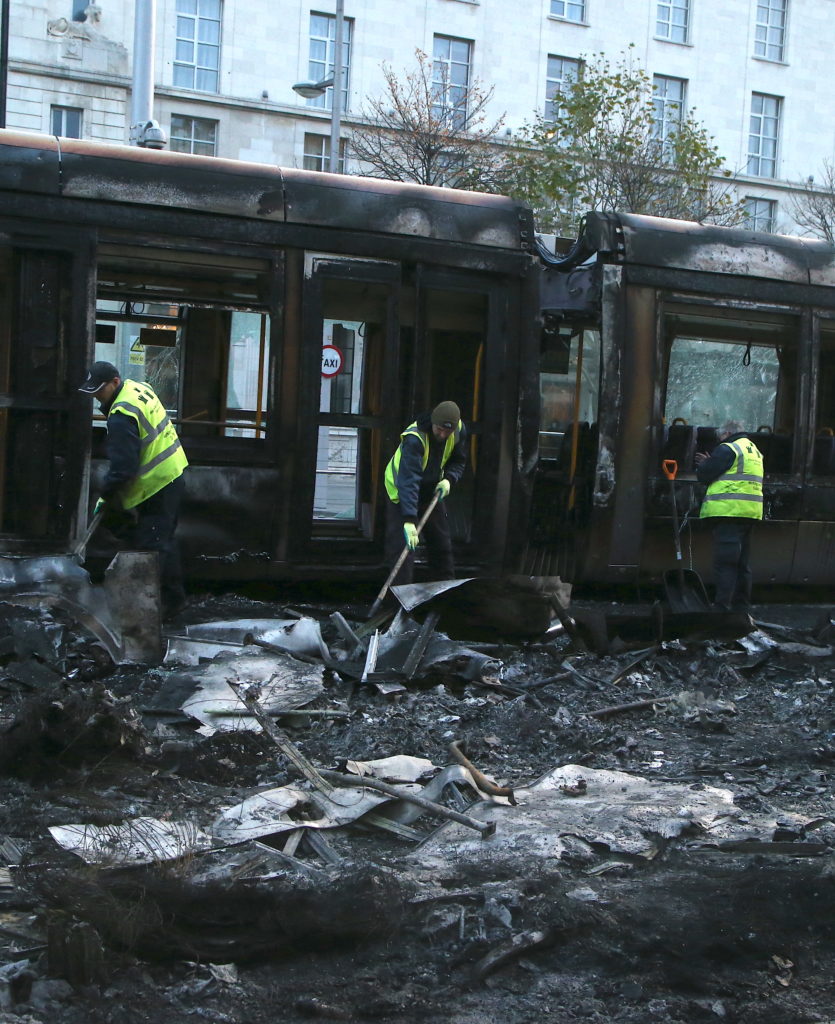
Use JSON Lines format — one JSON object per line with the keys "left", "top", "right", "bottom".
{"left": 321, "top": 345, "right": 343, "bottom": 378}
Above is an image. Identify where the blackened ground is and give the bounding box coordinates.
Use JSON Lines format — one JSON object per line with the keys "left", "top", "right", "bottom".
{"left": 0, "top": 589, "right": 833, "bottom": 1024}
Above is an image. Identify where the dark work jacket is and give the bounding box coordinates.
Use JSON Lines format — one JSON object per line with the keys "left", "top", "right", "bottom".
{"left": 101, "top": 384, "right": 141, "bottom": 499}
{"left": 696, "top": 432, "right": 751, "bottom": 486}
{"left": 394, "top": 411, "right": 467, "bottom": 521}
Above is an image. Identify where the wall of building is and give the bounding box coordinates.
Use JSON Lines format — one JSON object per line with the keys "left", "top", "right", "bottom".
{"left": 6, "top": 0, "right": 835, "bottom": 233}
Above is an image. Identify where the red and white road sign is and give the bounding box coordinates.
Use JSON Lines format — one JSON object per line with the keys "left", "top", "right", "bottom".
{"left": 321, "top": 345, "right": 343, "bottom": 378}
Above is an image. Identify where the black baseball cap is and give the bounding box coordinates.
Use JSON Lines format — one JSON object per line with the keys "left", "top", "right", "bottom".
{"left": 78, "top": 361, "right": 121, "bottom": 394}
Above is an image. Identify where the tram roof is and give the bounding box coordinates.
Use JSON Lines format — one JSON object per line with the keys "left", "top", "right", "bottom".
{"left": 0, "top": 129, "right": 532, "bottom": 252}
{"left": 586, "top": 210, "right": 835, "bottom": 289}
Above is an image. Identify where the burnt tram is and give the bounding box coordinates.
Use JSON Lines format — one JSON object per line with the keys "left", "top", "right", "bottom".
{"left": 0, "top": 130, "right": 539, "bottom": 583}
{"left": 533, "top": 211, "right": 835, "bottom": 589}
{"left": 1, "top": 129, "right": 833, "bottom": 593}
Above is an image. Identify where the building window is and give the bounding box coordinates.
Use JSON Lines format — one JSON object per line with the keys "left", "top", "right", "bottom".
{"left": 744, "top": 196, "right": 777, "bottom": 232}
{"left": 545, "top": 56, "right": 581, "bottom": 121}
{"left": 754, "top": 0, "right": 787, "bottom": 61}
{"left": 550, "top": 0, "right": 585, "bottom": 22}
{"left": 747, "top": 93, "right": 781, "bottom": 177}
{"left": 652, "top": 75, "right": 686, "bottom": 150}
{"left": 432, "top": 35, "right": 472, "bottom": 128}
{"left": 71, "top": 1, "right": 88, "bottom": 19}
{"left": 173, "top": 0, "right": 221, "bottom": 93}
{"left": 307, "top": 13, "right": 352, "bottom": 112}
{"left": 303, "top": 132, "right": 347, "bottom": 173}
{"left": 170, "top": 114, "right": 218, "bottom": 156}
{"left": 51, "top": 105, "right": 82, "bottom": 138}
{"left": 656, "top": 0, "right": 689, "bottom": 43}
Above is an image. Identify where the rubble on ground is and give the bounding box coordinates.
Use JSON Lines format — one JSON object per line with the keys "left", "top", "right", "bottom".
{"left": 1, "top": 586, "right": 834, "bottom": 1024}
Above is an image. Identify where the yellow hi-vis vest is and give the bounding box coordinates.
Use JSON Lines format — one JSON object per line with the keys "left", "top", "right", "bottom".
{"left": 108, "top": 379, "right": 188, "bottom": 509}
{"left": 700, "top": 438, "right": 764, "bottom": 520}
{"left": 384, "top": 419, "right": 462, "bottom": 503}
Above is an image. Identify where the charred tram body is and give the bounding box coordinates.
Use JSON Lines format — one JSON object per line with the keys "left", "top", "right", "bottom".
{"left": 0, "top": 130, "right": 833, "bottom": 590}
{"left": 535, "top": 212, "right": 835, "bottom": 589}
{"left": 0, "top": 130, "right": 538, "bottom": 583}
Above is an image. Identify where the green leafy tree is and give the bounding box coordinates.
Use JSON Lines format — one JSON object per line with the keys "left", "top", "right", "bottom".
{"left": 349, "top": 50, "right": 509, "bottom": 191}
{"left": 508, "top": 51, "right": 743, "bottom": 234}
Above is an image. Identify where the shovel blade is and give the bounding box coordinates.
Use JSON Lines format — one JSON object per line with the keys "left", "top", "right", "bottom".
{"left": 663, "top": 568, "right": 711, "bottom": 613}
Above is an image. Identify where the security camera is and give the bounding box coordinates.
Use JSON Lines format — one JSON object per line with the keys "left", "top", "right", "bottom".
{"left": 130, "top": 119, "right": 168, "bottom": 149}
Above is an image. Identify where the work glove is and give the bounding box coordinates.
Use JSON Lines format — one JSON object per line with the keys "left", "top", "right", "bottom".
{"left": 403, "top": 522, "right": 419, "bottom": 550}
{"left": 435, "top": 479, "right": 451, "bottom": 501}
{"left": 94, "top": 497, "right": 107, "bottom": 516}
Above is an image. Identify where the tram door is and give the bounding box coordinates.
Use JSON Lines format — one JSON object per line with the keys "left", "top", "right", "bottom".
{"left": 0, "top": 230, "right": 93, "bottom": 550}
{"left": 794, "top": 315, "right": 835, "bottom": 584}
{"left": 302, "top": 258, "right": 399, "bottom": 564}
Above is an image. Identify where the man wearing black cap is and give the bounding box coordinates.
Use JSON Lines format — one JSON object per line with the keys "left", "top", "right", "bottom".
{"left": 383, "top": 401, "right": 467, "bottom": 586}
{"left": 79, "top": 361, "right": 189, "bottom": 619}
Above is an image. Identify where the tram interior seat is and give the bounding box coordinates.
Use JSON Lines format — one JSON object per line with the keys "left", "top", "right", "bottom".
{"left": 753, "top": 430, "right": 793, "bottom": 474}
{"left": 813, "top": 430, "right": 835, "bottom": 475}
{"left": 696, "top": 426, "right": 719, "bottom": 457}
{"left": 661, "top": 423, "right": 696, "bottom": 471}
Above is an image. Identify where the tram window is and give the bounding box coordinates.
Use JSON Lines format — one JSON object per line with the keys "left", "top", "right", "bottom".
{"left": 666, "top": 339, "right": 784, "bottom": 429}
{"left": 94, "top": 302, "right": 271, "bottom": 441}
{"left": 664, "top": 321, "right": 798, "bottom": 473}
{"left": 813, "top": 325, "right": 835, "bottom": 476}
{"left": 225, "top": 311, "right": 270, "bottom": 439}
{"left": 314, "top": 278, "right": 388, "bottom": 522}
{"left": 539, "top": 329, "right": 600, "bottom": 465}
{"left": 93, "top": 301, "right": 182, "bottom": 416}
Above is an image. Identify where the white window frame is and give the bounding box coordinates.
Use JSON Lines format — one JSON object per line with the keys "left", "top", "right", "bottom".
{"left": 656, "top": 0, "right": 690, "bottom": 43}
{"left": 51, "top": 105, "right": 82, "bottom": 138}
{"left": 549, "top": 0, "right": 586, "bottom": 23}
{"left": 306, "top": 12, "right": 352, "bottom": 113}
{"left": 545, "top": 55, "right": 581, "bottom": 122}
{"left": 169, "top": 114, "right": 218, "bottom": 156}
{"left": 747, "top": 92, "right": 781, "bottom": 178}
{"left": 173, "top": 0, "right": 221, "bottom": 93}
{"left": 432, "top": 35, "right": 472, "bottom": 129}
{"left": 754, "top": 0, "right": 788, "bottom": 62}
{"left": 744, "top": 196, "right": 777, "bottom": 233}
{"left": 303, "top": 133, "right": 347, "bottom": 173}
{"left": 652, "top": 75, "right": 686, "bottom": 151}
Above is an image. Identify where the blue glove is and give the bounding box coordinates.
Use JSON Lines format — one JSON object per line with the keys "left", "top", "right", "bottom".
{"left": 435, "top": 479, "right": 450, "bottom": 500}
{"left": 403, "top": 522, "right": 419, "bottom": 550}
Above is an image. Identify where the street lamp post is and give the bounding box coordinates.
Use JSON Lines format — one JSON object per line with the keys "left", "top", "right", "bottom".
{"left": 292, "top": 0, "right": 344, "bottom": 173}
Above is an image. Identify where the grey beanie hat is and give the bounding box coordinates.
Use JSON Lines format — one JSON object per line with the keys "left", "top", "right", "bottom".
{"left": 431, "top": 401, "right": 460, "bottom": 429}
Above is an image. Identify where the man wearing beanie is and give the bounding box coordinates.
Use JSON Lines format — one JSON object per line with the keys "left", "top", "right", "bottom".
{"left": 383, "top": 400, "right": 467, "bottom": 587}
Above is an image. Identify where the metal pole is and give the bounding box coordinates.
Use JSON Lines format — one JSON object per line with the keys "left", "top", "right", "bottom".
{"left": 0, "top": 0, "right": 9, "bottom": 129}
{"left": 130, "top": 0, "right": 155, "bottom": 143}
{"left": 329, "top": 0, "right": 344, "bottom": 173}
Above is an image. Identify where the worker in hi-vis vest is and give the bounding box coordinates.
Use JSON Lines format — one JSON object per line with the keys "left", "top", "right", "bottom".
{"left": 383, "top": 401, "right": 467, "bottom": 589}
{"left": 695, "top": 420, "right": 764, "bottom": 612}
{"left": 79, "top": 360, "right": 189, "bottom": 621}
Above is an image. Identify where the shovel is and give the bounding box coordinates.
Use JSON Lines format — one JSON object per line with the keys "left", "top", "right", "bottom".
{"left": 368, "top": 492, "right": 440, "bottom": 619}
{"left": 0, "top": 505, "right": 106, "bottom": 592}
{"left": 660, "top": 460, "right": 710, "bottom": 613}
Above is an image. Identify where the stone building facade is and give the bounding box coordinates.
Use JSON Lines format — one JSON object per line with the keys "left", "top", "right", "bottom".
{"left": 6, "top": 0, "right": 834, "bottom": 233}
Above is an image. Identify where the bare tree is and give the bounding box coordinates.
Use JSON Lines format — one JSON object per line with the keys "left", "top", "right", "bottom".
{"left": 348, "top": 50, "right": 509, "bottom": 191}
{"left": 791, "top": 161, "right": 835, "bottom": 243}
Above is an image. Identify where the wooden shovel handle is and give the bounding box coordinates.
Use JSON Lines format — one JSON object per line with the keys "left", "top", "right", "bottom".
{"left": 368, "top": 491, "right": 441, "bottom": 618}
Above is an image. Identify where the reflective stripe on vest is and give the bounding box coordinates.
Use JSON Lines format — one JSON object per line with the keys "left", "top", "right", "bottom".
{"left": 700, "top": 439, "right": 764, "bottom": 520}
{"left": 384, "top": 419, "right": 462, "bottom": 503}
{"left": 109, "top": 379, "right": 188, "bottom": 509}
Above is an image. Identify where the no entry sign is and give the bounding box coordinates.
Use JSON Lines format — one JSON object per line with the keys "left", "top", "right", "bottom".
{"left": 321, "top": 345, "right": 343, "bottom": 378}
